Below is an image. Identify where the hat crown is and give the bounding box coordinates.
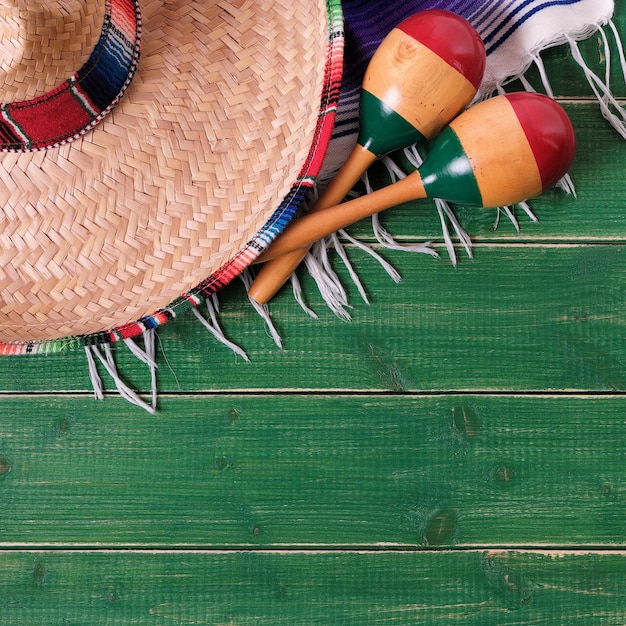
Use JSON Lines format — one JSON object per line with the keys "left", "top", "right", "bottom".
{"left": 0, "top": 0, "right": 105, "bottom": 102}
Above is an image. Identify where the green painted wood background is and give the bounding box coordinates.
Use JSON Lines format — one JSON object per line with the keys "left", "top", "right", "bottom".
{"left": 1, "top": 10, "right": 626, "bottom": 624}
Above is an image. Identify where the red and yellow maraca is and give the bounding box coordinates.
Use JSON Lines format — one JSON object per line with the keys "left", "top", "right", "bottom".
{"left": 252, "top": 92, "right": 577, "bottom": 262}
{"left": 248, "top": 9, "right": 486, "bottom": 304}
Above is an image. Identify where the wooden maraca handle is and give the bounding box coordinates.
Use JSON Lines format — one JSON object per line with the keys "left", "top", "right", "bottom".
{"left": 254, "top": 173, "right": 427, "bottom": 262}
{"left": 248, "top": 10, "right": 486, "bottom": 303}
{"left": 254, "top": 93, "right": 577, "bottom": 263}
{"left": 248, "top": 147, "right": 376, "bottom": 304}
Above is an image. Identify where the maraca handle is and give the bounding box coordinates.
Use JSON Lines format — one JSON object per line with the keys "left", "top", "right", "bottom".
{"left": 256, "top": 172, "right": 426, "bottom": 263}
{"left": 248, "top": 147, "right": 376, "bottom": 303}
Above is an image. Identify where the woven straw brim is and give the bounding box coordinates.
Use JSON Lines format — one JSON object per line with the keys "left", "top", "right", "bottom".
{"left": 0, "top": 0, "right": 106, "bottom": 103}
{"left": 0, "top": 0, "right": 334, "bottom": 344}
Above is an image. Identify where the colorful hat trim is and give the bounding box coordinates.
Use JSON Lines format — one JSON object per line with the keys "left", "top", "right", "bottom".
{"left": 0, "top": 0, "right": 141, "bottom": 152}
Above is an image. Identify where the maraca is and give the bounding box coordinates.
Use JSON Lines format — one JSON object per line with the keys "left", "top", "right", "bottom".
{"left": 248, "top": 9, "right": 486, "bottom": 304}
{"left": 253, "top": 93, "right": 576, "bottom": 262}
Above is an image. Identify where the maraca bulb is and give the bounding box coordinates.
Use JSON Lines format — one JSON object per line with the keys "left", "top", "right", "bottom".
{"left": 359, "top": 10, "right": 486, "bottom": 157}
{"left": 419, "top": 92, "right": 577, "bottom": 207}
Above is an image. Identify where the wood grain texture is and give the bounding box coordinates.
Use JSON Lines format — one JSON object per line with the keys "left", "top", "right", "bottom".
{"left": 0, "top": 394, "right": 624, "bottom": 547}
{"left": 2, "top": 244, "right": 623, "bottom": 394}
{"left": 0, "top": 550, "right": 624, "bottom": 625}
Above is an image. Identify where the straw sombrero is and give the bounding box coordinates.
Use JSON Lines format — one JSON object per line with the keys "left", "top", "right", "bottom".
{"left": 0, "top": 0, "right": 343, "bottom": 353}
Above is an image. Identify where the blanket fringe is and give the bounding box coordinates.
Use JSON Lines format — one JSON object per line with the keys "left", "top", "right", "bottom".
{"left": 241, "top": 270, "right": 283, "bottom": 349}
{"left": 85, "top": 329, "right": 158, "bottom": 414}
{"left": 192, "top": 293, "right": 250, "bottom": 361}
{"left": 568, "top": 20, "right": 626, "bottom": 139}
{"left": 301, "top": 237, "right": 352, "bottom": 321}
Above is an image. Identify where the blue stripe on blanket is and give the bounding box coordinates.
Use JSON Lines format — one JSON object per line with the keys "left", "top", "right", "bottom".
{"left": 342, "top": 0, "right": 585, "bottom": 66}
{"left": 480, "top": 0, "right": 583, "bottom": 53}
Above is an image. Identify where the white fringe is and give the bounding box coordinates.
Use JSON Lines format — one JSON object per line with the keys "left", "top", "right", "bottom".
{"left": 124, "top": 330, "right": 158, "bottom": 410}
{"left": 568, "top": 23, "right": 626, "bottom": 139}
{"left": 192, "top": 293, "right": 249, "bottom": 361}
{"left": 85, "top": 345, "right": 104, "bottom": 400}
{"left": 531, "top": 53, "right": 555, "bottom": 98}
{"left": 240, "top": 269, "right": 283, "bottom": 349}
{"left": 330, "top": 232, "right": 370, "bottom": 305}
{"left": 289, "top": 270, "right": 319, "bottom": 319}
{"left": 341, "top": 226, "right": 405, "bottom": 283}
{"left": 85, "top": 330, "right": 158, "bottom": 414}
{"left": 304, "top": 238, "right": 352, "bottom": 321}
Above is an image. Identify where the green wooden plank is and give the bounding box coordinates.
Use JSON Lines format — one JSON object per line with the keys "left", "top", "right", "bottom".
{"left": 0, "top": 550, "right": 624, "bottom": 624}
{"left": 0, "top": 394, "right": 624, "bottom": 547}
{"left": 3, "top": 244, "right": 623, "bottom": 393}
